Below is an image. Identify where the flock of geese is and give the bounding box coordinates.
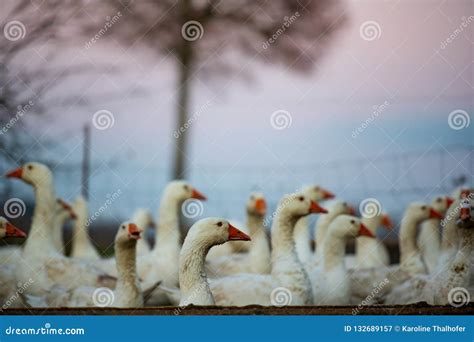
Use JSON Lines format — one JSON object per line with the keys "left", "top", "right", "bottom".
{"left": 0, "top": 161, "right": 472, "bottom": 308}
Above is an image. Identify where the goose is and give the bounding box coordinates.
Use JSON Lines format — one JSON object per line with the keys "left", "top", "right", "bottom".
{"left": 311, "top": 215, "right": 375, "bottom": 305}
{"left": 353, "top": 212, "right": 393, "bottom": 269}
{"left": 417, "top": 195, "right": 453, "bottom": 274}
{"left": 96, "top": 180, "right": 207, "bottom": 305}
{"left": 24, "top": 222, "right": 160, "bottom": 307}
{"left": 350, "top": 203, "right": 443, "bottom": 302}
{"left": 130, "top": 208, "right": 155, "bottom": 256}
{"left": 293, "top": 185, "right": 335, "bottom": 265}
{"left": 5, "top": 163, "right": 116, "bottom": 296}
{"left": 203, "top": 193, "right": 327, "bottom": 306}
{"left": 52, "top": 198, "right": 77, "bottom": 255}
{"left": 307, "top": 200, "right": 354, "bottom": 270}
{"left": 71, "top": 195, "right": 100, "bottom": 260}
{"left": 0, "top": 217, "right": 27, "bottom": 308}
{"left": 437, "top": 189, "right": 471, "bottom": 272}
{"left": 206, "top": 193, "right": 270, "bottom": 277}
{"left": 179, "top": 218, "right": 251, "bottom": 305}
{"left": 384, "top": 196, "right": 473, "bottom": 305}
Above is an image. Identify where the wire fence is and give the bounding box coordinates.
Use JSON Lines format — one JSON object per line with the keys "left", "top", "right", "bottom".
{"left": 0, "top": 144, "right": 472, "bottom": 231}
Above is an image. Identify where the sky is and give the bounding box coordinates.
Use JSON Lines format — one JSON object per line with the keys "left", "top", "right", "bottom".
{"left": 2, "top": 0, "right": 473, "bottom": 224}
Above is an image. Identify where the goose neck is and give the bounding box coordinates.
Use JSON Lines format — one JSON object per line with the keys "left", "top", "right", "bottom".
{"left": 179, "top": 237, "right": 213, "bottom": 303}
{"left": 323, "top": 232, "right": 347, "bottom": 271}
{"left": 399, "top": 215, "right": 419, "bottom": 262}
{"left": 271, "top": 209, "right": 299, "bottom": 263}
{"left": 154, "top": 196, "right": 181, "bottom": 253}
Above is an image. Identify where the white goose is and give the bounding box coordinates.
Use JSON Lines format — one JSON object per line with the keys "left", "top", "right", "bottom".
{"left": 25, "top": 222, "right": 158, "bottom": 307}
{"left": 71, "top": 195, "right": 100, "bottom": 260}
{"left": 207, "top": 193, "right": 327, "bottom": 306}
{"left": 307, "top": 200, "right": 354, "bottom": 270}
{"left": 353, "top": 212, "right": 393, "bottom": 269}
{"left": 206, "top": 193, "right": 270, "bottom": 277}
{"left": 350, "top": 203, "right": 443, "bottom": 302}
{"left": 130, "top": 208, "right": 155, "bottom": 256}
{"left": 97, "top": 180, "right": 207, "bottom": 305}
{"left": 179, "top": 218, "right": 251, "bottom": 305}
{"left": 385, "top": 196, "right": 473, "bottom": 305}
{"left": 293, "top": 185, "right": 335, "bottom": 265}
{"left": 6, "top": 163, "right": 116, "bottom": 296}
{"left": 311, "top": 215, "right": 375, "bottom": 305}
{"left": 0, "top": 217, "right": 27, "bottom": 308}
{"left": 52, "top": 198, "right": 77, "bottom": 255}
{"left": 417, "top": 195, "right": 453, "bottom": 274}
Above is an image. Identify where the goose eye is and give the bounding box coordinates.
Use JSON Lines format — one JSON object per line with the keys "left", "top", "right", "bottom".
{"left": 217, "top": 222, "right": 223, "bottom": 227}
{"left": 121, "top": 225, "right": 126, "bottom": 230}
{"left": 350, "top": 220, "right": 355, "bottom": 224}
{"left": 27, "top": 165, "right": 33, "bottom": 170}
{"left": 183, "top": 185, "right": 189, "bottom": 190}
{"left": 298, "top": 196, "right": 304, "bottom": 201}
{"left": 436, "top": 198, "right": 442, "bottom": 203}
{"left": 421, "top": 206, "right": 427, "bottom": 210}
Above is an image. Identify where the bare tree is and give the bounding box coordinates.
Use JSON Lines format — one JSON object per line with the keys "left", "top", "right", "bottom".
{"left": 93, "top": 0, "right": 348, "bottom": 179}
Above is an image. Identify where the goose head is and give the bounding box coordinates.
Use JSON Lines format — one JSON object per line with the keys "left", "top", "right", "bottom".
{"left": 166, "top": 180, "right": 207, "bottom": 203}
{"left": 187, "top": 218, "right": 251, "bottom": 248}
{"left": 56, "top": 198, "right": 77, "bottom": 220}
{"left": 0, "top": 217, "right": 27, "bottom": 238}
{"left": 6, "top": 162, "right": 52, "bottom": 188}
{"left": 302, "top": 185, "right": 335, "bottom": 202}
{"left": 279, "top": 193, "right": 328, "bottom": 218}
{"left": 329, "top": 215, "right": 375, "bottom": 239}
{"left": 327, "top": 200, "right": 356, "bottom": 216}
{"left": 115, "top": 222, "right": 143, "bottom": 247}
{"left": 404, "top": 203, "right": 443, "bottom": 223}
{"left": 247, "top": 192, "right": 267, "bottom": 216}
{"left": 431, "top": 195, "right": 454, "bottom": 216}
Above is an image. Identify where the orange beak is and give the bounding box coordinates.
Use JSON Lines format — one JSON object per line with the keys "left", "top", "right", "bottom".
{"left": 5, "top": 222, "right": 27, "bottom": 238}
{"left": 322, "top": 189, "right": 335, "bottom": 200}
{"left": 191, "top": 188, "right": 207, "bottom": 201}
{"left": 128, "top": 223, "right": 142, "bottom": 240}
{"left": 429, "top": 208, "right": 443, "bottom": 219}
{"left": 381, "top": 214, "right": 393, "bottom": 229}
{"left": 6, "top": 167, "right": 23, "bottom": 179}
{"left": 446, "top": 197, "right": 454, "bottom": 208}
{"left": 255, "top": 198, "right": 267, "bottom": 215}
{"left": 460, "top": 189, "right": 471, "bottom": 199}
{"left": 358, "top": 223, "right": 375, "bottom": 238}
{"left": 228, "top": 223, "right": 251, "bottom": 241}
{"left": 310, "top": 201, "right": 328, "bottom": 214}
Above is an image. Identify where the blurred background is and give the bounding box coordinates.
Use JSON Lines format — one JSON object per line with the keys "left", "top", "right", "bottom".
{"left": 0, "top": 0, "right": 472, "bottom": 251}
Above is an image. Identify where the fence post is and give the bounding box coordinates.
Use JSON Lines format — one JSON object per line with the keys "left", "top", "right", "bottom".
{"left": 82, "top": 124, "right": 91, "bottom": 200}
